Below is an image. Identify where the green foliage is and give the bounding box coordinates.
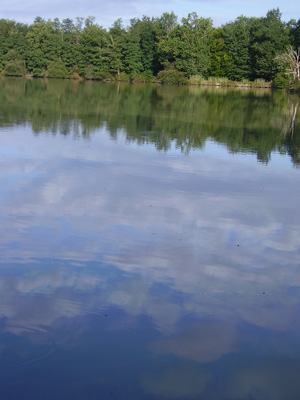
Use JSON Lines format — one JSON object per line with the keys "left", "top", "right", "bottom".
{"left": 0, "top": 19, "right": 29, "bottom": 69}
{"left": 4, "top": 60, "right": 26, "bottom": 76}
{"left": 84, "top": 64, "right": 94, "bottom": 79}
{"left": 275, "top": 47, "right": 300, "bottom": 91}
{"left": 289, "top": 78, "right": 300, "bottom": 91}
{"left": 272, "top": 72, "right": 290, "bottom": 89}
{"left": 0, "top": 9, "right": 297, "bottom": 88}
{"left": 222, "top": 16, "right": 252, "bottom": 81}
{"left": 78, "top": 23, "right": 109, "bottom": 75}
{"left": 3, "top": 50, "right": 26, "bottom": 76}
{"left": 188, "top": 75, "right": 203, "bottom": 84}
{"left": 158, "top": 13, "right": 213, "bottom": 78}
{"left": 47, "top": 58, "right": 69, "bottom": 78}
{"left": 157, "top": 64, "right": 188, "bottom": 84}
{"left": 209, "top": 28, "right": 233, "bottom": 77}
{"left": 26, "top": 20, "right": 61, "bottom": 74}
{"left": 286, "top": 19, "right": 300, "bottom": 50}
{"left": 130, "top": 17, "right": 159, "bottom": 74}
{"left": 118, "top": 72, "right": 130, "bottom": 81}
{"left": 131, "top": 70, "right": 154, "bottom": 82}
{"left": 122, "top": 23, "right": 143, "bottom": 78}
{"left": 70, "top": 65, "right": 82, "bottom": 79}
{"left": 253, "top": 78, "right": 271, "bottom": 88}
{"left": 94, "top": 70, "right": 114, "bottom": 80}
{"left": 249, "top": 9, "right": 289, "bottom": 81}
{"left": 107, "top": 20, "right": 126, "bottom": 77}
{"left": 155, "top": 12, "right": 178, "bottom": 38}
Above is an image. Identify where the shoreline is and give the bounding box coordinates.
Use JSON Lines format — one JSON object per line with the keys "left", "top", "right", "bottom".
{"left": 0, "top": 73, "right": 273, "bottom": 90}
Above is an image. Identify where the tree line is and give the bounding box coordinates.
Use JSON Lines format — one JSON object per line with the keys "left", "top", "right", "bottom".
{"left": 0, "top": 9, "right": 299, "bottom": 88}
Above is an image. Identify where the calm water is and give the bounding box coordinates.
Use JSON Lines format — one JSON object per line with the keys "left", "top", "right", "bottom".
{"left": 0, "top": 78, "right": 300, "bottom": 400}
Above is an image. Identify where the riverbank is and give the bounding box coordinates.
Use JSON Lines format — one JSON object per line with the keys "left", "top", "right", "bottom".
{"left": 189, "top": 77, "right": 272, "bottom": 89}
{"left": 0, "top": 72, "right": 274, "bottom": 90}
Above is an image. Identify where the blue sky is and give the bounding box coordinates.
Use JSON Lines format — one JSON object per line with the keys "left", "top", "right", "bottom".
{"left": 0, "top": 0, "right": 299, "bottom": 28}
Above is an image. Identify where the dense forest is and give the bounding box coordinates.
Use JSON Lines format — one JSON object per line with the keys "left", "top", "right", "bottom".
{"left": 0, "top": 9, "right": 299, "bottom": 88}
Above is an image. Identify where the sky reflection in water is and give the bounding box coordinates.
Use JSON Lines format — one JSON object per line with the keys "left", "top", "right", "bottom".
{"left": 0, "top": 83, "right": 300, "bottom": 399}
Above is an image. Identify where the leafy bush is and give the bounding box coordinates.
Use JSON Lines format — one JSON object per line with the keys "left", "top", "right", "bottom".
{"left": 118, "top": 72, "right": 130, "bottom": 82}
{"left": 4, "top": 60, "right": 26, "bottom": 76}
{"left": 253, "top": 78, "right": 271, "bottom": 88}
{"left": 289, "top": 78, "right": 300, "bottom": 91}
{"left": 157, "top": 65, "right": 188, "bottom": 84}
{"left": 4, "top": 50, "right": 26, "bottom": 76}
{"left": 272, "top": 73, "right": 289, "bottom": 89}
{"left": 94, "top": 70, "right": 114, "bottom": 81}
{"left": 84, "top": 65, "right": 94, "bottom": 79}
{"left": 30, "top": 67, "right": 45, "bottom": 77}
{"left": 47, "top": 59, "right": 69, "bottom": 78}
{"left": 189, "top": 75, "right": 203, "bottom": 85}
{"left": 131, "top": 71, "right": 154, "bottom": 83}
{"left": 70, "top": 65, "right": 82, "bottom": 80}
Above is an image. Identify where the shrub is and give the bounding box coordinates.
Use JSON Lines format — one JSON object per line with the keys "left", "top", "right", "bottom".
{"left": 272, "top": 73, "right": 289, "bottom": 89}
{"left": 3, "top": 50, "right": 26, "bottom": 76}
{"left": 289, "top": 78, "right": 300, "bottom": 91}
{"left": 250, "top": 79, "right": 271, "bottom": 88}
{"left": 47, "top": 59, "right": 69, "bottom": 78}
{"left": 4, "top": 60, "right": 26, "bottom": 76}
{"left": 131, "top": 71, "right": 153, "bottom": 83}
{"left": 94, "top": 70, "right": 114, "bottom": 81}
{"left": 189, "top": 75, "right": 202, "bottom": 85}
{"left": 84, "top": 65, "right": 94, "bottom": 80}
{"left": 157, "top": 65, "right": 188, "bottom": 84}
{"left": 70, "top": 65, "right": 83, "bottom": 80}
{"left": 118, "top": 72, "right": 130, "bottom": 82}
{"left": 31, "top": 67, "right": 45, "bottom": 77}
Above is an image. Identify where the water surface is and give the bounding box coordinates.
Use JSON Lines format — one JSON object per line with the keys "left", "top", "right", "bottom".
{"left": 0, "top": 78, "right": 300, "bottom": 399}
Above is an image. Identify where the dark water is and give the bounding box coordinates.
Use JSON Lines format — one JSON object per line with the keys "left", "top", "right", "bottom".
{"left": 0, "top": 77, "right": 300, "bottom": 400}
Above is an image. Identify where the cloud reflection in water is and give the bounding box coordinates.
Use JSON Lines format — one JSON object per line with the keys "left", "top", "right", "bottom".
{"left": 0, "top": 110, "right": 300, "bottom": 399}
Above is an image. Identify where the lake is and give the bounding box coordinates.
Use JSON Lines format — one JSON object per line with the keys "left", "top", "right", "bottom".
{"left": 0, "top": 77, "right": 299, "bottom": 400}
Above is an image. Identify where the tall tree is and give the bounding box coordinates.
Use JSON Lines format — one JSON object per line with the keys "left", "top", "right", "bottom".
{"left": 158, "top": 12, "right": 213, "bottom": 77}
{"left": 78, "top": 20, "right": 109, "bottom": 77}
{"left": 250, "top": 9, "right": 289, "bottom": 80}
{"left": 106, "top": 19, "right": 126, "bottom": 77}
{"left": 287, "top": 18, "right": 300, "bottom": 50}
{"left": 222, "top": 16, "right": 252, "bottom": 81}
{"left": 132, "top": 16, "right": 158, "bottom": 74}
{"left": 122, "top": 20, "right": 143, "bottom": 78}
{"left": 155, "top": 11, "right": 178, "bottom": 38}
{"left": 26, "top": 19, "right": 61, "bottom": 75}
{"left": 208, "top": 27, "right": 233, "bottom": 77}
{"left": 0, "top": 19, "right": 28, "bottom": 69}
